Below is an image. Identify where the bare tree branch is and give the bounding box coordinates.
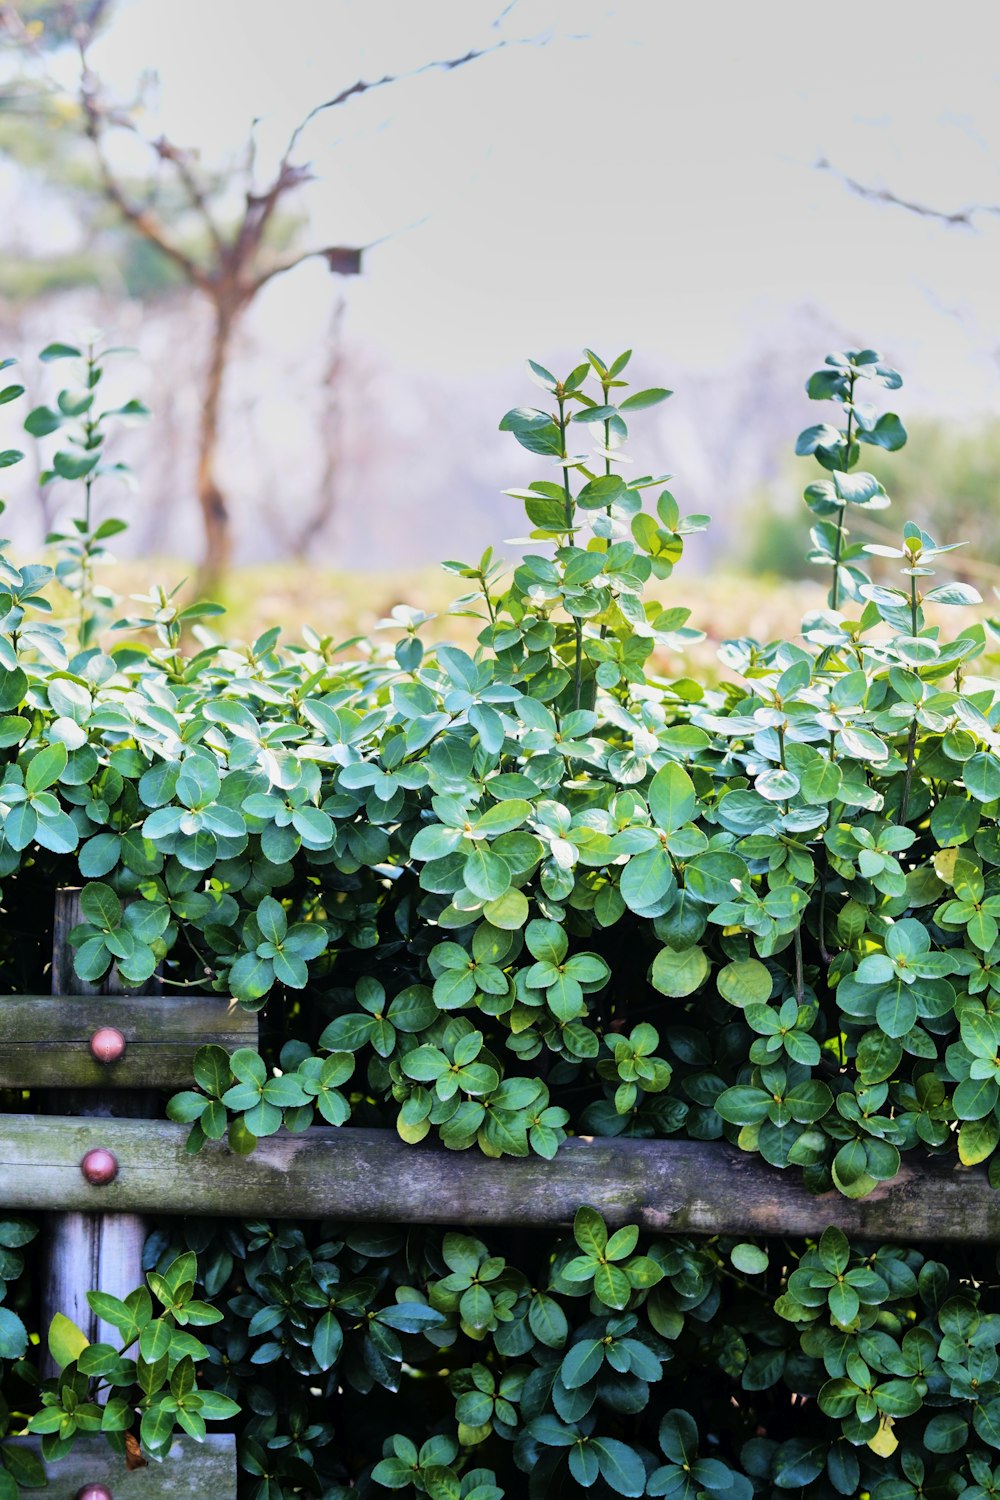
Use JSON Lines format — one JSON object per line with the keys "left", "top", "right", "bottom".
{"left": 278, "top": 31, "right": 536, "bottom": 174}
{"left": 817, "top": 156, "right": 1000, "bottom": 228}
{"left": 78, "top": 48, "right": 213, "bottom": 290}
{"left": 248, "top": 28, "right": 541, "bottom": 282}
{"left": 0, "top": 0, "right": 553, "bottom": 581}
{"left": 150, "top": 135, "right": 227, "bottom": 258}
{"left": 251, "top": 245, "right": 363, "bottom": 295}
{"left": 234, "top": 159, "right": 314, "bottom": 275}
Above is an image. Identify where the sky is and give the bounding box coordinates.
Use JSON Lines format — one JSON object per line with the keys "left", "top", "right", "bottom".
{"left": 76, "top": 0, "right": 1000, "bottom": 411}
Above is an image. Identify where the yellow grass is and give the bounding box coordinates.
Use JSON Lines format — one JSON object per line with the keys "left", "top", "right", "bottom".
{"left": 60, "top": 558, "right": 1000, "bottom": 683}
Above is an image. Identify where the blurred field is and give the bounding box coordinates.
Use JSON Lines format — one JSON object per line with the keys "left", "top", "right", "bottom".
{"left": 56, "top": 557, "right": 1000, "bottom": 684}
{"left": 92, "top": 559, "right": 831, "bottom": 677}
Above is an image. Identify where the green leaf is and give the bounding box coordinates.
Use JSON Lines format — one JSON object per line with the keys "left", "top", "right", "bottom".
{"left": 648, "top": 761, "right": 696, "bottom": 832}
{"left": 858, "top": 410, "right": 907, "bottom": 450}
{"left": 923, "top": 1411, "right": 969, "bottom": 1453}
{"left": 483, "top": 888, "right": 529, "bottom": 929}
{"left": 464, "top": 844, "right": 511, "bottom": 900}
{"left": 856, "top": 1031, "right": 902, "bottom": 1085}
{"left": 193, "top": 1044, "right": 233, "bottom": 1097}
{"left": 48, "top": 1311, "right": 89, "bottom": 1370}
{"left": 650, "top": 945, "right": 708, "bottom": 997}
{"left": 25, "top": 740, "right": 67, "bottom": 794}
{"left": 966, "top": 752, "right": 1000, "bottom": 803}
{"left": 715, "top": 1086, "right": 770, "bottom": 1126}
{"left": 717, "top": 959, "right": 771, "bottom": 1007}
{"left": 959, "top": 1115, "right": 1000, "bottom": 1166}
{"left": 772, "top": 1437, "right": 827, "bottom": 1487}
{"left": 229, "top": 952, "right": 274, "bottom": 1001}
{"left": 592, "top": 1437, "right": 646, "bottom": 1497}
{"left": 930, "top": 795, "right": 980, "bottom": 847}
{"left": 0, "top": 1441, "right": 46, "bottom": 1488}
{"left": 312, "top": 1310, "right": 343, "bottom": 1370}
{"left": 876, "top": 983, "right": 918, "bottom": 1039}
{"left": 195, "top": 1390, "right": 241, "bottom": 1420}
{"left": 78, "top": 831, "right": 121, "bottom": 878}
{"left": 528, "top": 1292, "right": 568, "bottom": 1348}
{"left": 620, "top": 848, "right": 675, "bottom": 912}
{"left": 79, "top": 880, "right": 122, "bottom": 930}
{"left": 619, "top": 387, "right": 672, "bottom": 411}
{"left": 925, "top": 581, "right": 982, "bottom": 606}
{"left": 139, "top": 1318, "right": 172, "bottom": 1363}
{"left": 24, "top": 405, "right": 63, "bottom": 437}
{"left": 828, "top": 1280, "right": 860, "bottom": 1326}
{"left": 818, "top": 1226, "right": 850, "bottom": 1276}
{"left": 0, "top": 1306, "right": 28, "bottom": 1359}
{"left": 800, "top": 758, "right": 842, "bottom": 803}
{"left": 573, "top": 1205, "right": 608, "bottom": 1258}
{"left": 39, "top": 342, "right": 82, "bottom": 361}
{"left": 731, "top": 1243, "right": 769, "bottom": 1274}
{"left": 139, "top": 1401, "right": 176, "bottom": 1457}
{"left": 593, "top": 1261, "right": 631, "bottom": 1308}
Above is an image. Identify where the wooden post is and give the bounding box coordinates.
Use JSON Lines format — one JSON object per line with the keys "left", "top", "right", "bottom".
{"left": 41, "top": 890, "right": 152, "bottom": 1370}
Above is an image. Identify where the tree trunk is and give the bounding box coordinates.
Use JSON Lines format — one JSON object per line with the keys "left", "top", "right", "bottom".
{"left": 195, "top": 299, "right": 238, "bottom": 590}
{"left": 289, "top": 296, "right": 346, "bottom": 558}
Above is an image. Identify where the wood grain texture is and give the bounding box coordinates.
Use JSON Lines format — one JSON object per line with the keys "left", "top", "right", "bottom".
{"left": 5, "top": 1435, "right": 237, "bottom": 1498}
{"left": 0, "top": 994, "right": 257, "bottom": 1088}
{"left": 1, "top": 1116, "right": 994, "bottom": 1241}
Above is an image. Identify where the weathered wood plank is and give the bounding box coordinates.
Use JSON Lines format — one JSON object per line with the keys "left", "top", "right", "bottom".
{"left": 6, "top": 1434, "right": 237, "bottom": 1498}
{"left": 0, "top": 994, "right": 257, "bottom": 1089}
{"left": 1, "top": 1115, "right": 995, "bottom": 1242}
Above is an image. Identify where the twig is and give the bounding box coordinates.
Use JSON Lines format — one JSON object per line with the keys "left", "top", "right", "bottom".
{"left": 817, "top": 156, "right": 1000, "bottom": 228}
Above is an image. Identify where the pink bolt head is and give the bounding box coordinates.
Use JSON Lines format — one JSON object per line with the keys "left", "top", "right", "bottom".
{"left": 80, "top": 1148, "right": 118, "bottom": 1186}
{"left": 75, "top": 1486, "right": 113, "bottom": 1500}
{"left": 89, "top": 1026, "right": 126, "bottom": 1065}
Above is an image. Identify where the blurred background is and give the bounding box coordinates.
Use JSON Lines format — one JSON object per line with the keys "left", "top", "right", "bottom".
{"left": 0, "top": 0, "right": 998, "bottom": 650}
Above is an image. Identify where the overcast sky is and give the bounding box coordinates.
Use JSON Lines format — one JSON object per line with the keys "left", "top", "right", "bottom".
{"left": 71, "top": 0, "right": 1000, "bottom": 413}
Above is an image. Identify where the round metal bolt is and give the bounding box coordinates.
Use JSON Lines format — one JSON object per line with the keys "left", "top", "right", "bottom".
{"left": 89, "top": 1026, "right": 126, "bottom": 1065}
{"left": 75, "top": 1487, "right": 113, "bottom": 1500}
{"left": 80, "top": 1148, "right": 118, "bottom": 1186}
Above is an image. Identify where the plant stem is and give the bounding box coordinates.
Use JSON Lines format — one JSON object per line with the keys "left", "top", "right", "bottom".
{"left": 817, "top": 737, "right": 838, "bottom": 965}
{"left": 830, "top": 371, "right": 856, "bottom": 612}
{"left": 817, "top": 866, "right": 831, "bottom": 966}
{"left": 557, "top": 392, "right": 584, "bottom": 708}
{"left": 78, "top": 340, "right": 99, "bottom": 644}
{"left": 898, "top": 573, "right": 920, "bottom": 823}
{"left": 556, "top": 395, "right": 574, "bottom": 538}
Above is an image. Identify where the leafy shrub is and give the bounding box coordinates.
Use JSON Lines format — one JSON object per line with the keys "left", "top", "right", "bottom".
{"left": 2, "top": 338, "right": 1000, "bottom": 1496}
{"left": 115, "top": 1213, "right": 1000, "bottom": 1497}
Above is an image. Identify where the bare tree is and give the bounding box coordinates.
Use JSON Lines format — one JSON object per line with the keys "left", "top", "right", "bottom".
{"left": 1, "top": 1, "right": 535, "bottom": 583}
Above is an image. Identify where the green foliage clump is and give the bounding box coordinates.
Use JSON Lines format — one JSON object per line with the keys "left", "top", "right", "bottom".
{"left": 2, "top": 338, "right": 1000, "bottom": 1495}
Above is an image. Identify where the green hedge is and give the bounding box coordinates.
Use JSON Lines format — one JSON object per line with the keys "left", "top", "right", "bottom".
{"left": 2, "top": 340, "right": 1000, "bottom": 1496}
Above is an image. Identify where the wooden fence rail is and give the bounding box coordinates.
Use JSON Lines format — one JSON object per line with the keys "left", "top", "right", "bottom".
{"left": 0, "top": 994, "right": 255, "bottom": 1090}
{"left": 0, "top": 1115, "right": 992, "bottom": 1243}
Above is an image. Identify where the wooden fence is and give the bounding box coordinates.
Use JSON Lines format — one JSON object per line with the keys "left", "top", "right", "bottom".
{"left": 0, "top": 890, "right": 991, "bottom": 1494}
